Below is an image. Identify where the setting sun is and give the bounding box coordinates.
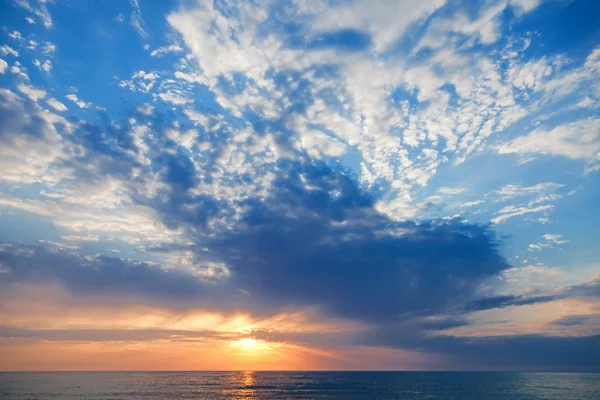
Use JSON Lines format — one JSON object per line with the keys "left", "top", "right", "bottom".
{"left": 239, "top": 338, "right": 257, "bottom": 349}
{"left": 230, "top": 338, "right": 277, "bottom": 355}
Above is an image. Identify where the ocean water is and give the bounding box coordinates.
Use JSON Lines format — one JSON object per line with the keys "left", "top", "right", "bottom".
{"left": 0, "top": 371, "right": 598, "bottom": 399}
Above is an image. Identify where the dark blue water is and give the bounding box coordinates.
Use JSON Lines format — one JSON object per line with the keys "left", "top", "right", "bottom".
{"left": 0, "top": 371, "right": 598, "bottom": 399}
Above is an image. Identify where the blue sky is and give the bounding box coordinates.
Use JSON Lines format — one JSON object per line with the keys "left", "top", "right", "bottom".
{"left": 0, "top": 0, "right": 599, "bottom": 371}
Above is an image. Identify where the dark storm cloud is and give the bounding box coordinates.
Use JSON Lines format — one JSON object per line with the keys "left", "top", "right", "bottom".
{"left": 195, "top": 160, "right": 511, "bottom": 324}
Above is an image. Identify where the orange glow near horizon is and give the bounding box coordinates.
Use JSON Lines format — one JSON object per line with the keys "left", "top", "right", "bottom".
{"left": 2, "top": 282, "right": 595, "bottom": 371}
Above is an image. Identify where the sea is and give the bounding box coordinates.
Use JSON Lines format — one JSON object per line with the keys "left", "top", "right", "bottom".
{"left": 0, "top": 371, "right": 598, "bottom": 399}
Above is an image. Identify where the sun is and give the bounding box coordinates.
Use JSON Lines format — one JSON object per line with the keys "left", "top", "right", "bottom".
{"left": 239, "top": 338, "right": 257, "bottom": 349}
{"left": 230, "top": 337, "right": 277, "bottom": 354}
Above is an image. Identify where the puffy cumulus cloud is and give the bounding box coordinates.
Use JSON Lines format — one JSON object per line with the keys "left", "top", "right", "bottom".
{"left": 0, "top": 58, "right": 7, "bottom": 74}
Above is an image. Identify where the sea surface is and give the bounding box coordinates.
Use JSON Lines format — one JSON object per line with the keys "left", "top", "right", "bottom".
{"left": 0, "top": 371, "right": 599, "bottom": 399}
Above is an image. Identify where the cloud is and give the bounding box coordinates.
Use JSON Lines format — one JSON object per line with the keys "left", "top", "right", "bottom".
{"left": 46, "top": 98, "right": 67, "bottom": 112}
{"left": 456, "top": 200, "right": 484, "bottom": 208}
{"left": 497, "top": 119, "right": 600, "bottom": 170}
{"left": 310, "top": 0, "right": 447, "bottom": 51}
{"left": 16, "top": 83, "right": 47, "bottom": 102}
{"left": 0, "top": 242, "right": 231, "bottom": 305}
{"left": 13, "top": 0, "right": 52, "bottom": 29}
{"left": 361, "top": 330, "right": 600, "bottom": 371}
{"left": 1, "top": 0, "right": 599, "bottom": 372}
{"left": 438, "top": 187, "right": 465, "bottom": 195}
{"left": 129, "top": 0, "right": 149, "bottom": 39}
{"left": 0, "top": 89, "right": 71, "bottom": 184}
{"left": 492, "top": 204, "right": 553, "bottom": 224}
{"left": 176, "top": 161, "right": 512, "bottom": 325}
{"left": 495, "top": 182, "right": 564, "bottom": 200}
{"left": 0, "top": 46, "right": 19, "bottom": 57}
{"left": 529, "top": 233, "right": 569, "bottom": 251}
{"left": 66, "top": 94, "right": 92, "bottom": 109}
{"left": 159, "top": 91, "right": 191, "bottom": 105}
{"left": 0, "top": 58, "right": 7, "bottom": 74}
{"left": 150, "top": 44, "right": 183, "bottom": 57}
{"left": 33, "top": 59, "right": 52, "bottom": 72}
{"left": 543, "top": 234, "right": 569, "bottom": 244}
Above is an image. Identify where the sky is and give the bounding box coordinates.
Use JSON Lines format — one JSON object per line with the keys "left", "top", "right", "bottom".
{"left": 0, "top": 0, "right": 599, "bottom": 372}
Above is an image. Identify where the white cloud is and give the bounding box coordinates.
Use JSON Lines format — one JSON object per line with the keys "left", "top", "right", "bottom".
{"left": 8, "top": 30, "right": 23, "bottom": 40}
{"left": 528, "top": 234, "right": 568, "bottom": 252}
{"left": 62, "top": 235, "right": 100, "bottom": 242}
{"left": 66, "top": 94, "right": 92, "bottom": 109}
{"left": 497, "top": 118, "right": 600, "bottom": 170}
{"left": 543, "top": 234, "right": 569, "bottom": 245}
{"left": 33, "top": 59, "right": 52, "bottom": 72}
{"left": 0, "top": 58, "right": 7, "bottom": 74}
{"left": 42, "top": 42, "right": 56, "bottom": 55}
{"left": 456, "top": 200, "right": 484, "bottom": 208}
{"left": 129, "top": 0, "right": 149, "bottom": 39}
{"left": 438, "top": 187, "right": 465, "bottom": 195}
{"left": 496, "top": 182, "right": 563, "bottom": 200}
{"left": 14, "top": 0, "right": 52, "bottom": 29}
{"left": 159, "top": 91, "right": 191, "bottom": 105}
{"left": 298, "top": 126, "right": 347, "bottom": 159}
{"left": 137, "top": 103, "right": 154, "bottom": 115}
{"left": 492, "top": 204, "right": 553, "bottom": 224}
{"left": 164, "top": 0, "right": 583, "bottom": 223}
{"left": 17, "top": 83, "right": 47, "bottom": 101}
{"left": 0, "top": 45, "right": 19, "bottom": 57}
{"left": 46, "top": 98, "right": 67, "bottom": 112}
{"left": 311, "top": 0, "right": 447, "bottom": 51}
{"left": 0, "top": 89, "right": 71, "bottom": 184}
{"left": 508, "top": 58, "right": 553, "bottom": 92}
{"left": 150, "top": 44, "right": 183, "bottom": 57}
{"left": 119, "top": 70, "right": 159, "bottom": 93}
